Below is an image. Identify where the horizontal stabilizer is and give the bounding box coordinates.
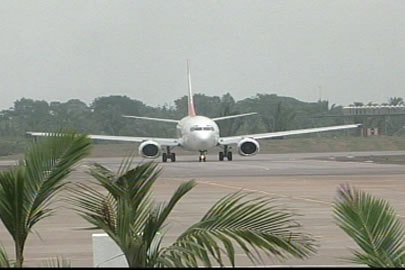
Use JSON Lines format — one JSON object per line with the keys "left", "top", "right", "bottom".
{"left": 212, "top": 112, "right": 258, "bottom": 121}
{"left": 122, "top": 115, "right": 179, "bottom": 123}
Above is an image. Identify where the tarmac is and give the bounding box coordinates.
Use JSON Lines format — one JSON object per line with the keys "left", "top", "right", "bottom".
{"left": 0, "top": 151, "right": 404, "bottom": 267}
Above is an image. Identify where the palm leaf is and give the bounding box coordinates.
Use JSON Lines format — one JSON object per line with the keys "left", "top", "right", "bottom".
{"left": 40, "top": 256, "right": 71, "bottom": 267}
{"left": 154, "top": 180, "right": 197, "bottom": 235}
{"left": 0, "top": 131, "right": 91, "bottom": 267}
{"left": 333, "top": 184, "right": 405, "bottom": 267}
{"left": 69, "top": 159, "right": 161, "bottom": 267}
{"left": 24, "top": 131, "right": 91, "bottom": 227}
{"left": 70, "top": 159, "right": 317, "bottom": 267}
{"left": 0, "top": 245, "right": 11, "bottom": 267}
{"left": 162, "top": 191, "right": 317, "bottom": 267}
{"left": 139, "top": 180, "right": 197, "bottom": 266}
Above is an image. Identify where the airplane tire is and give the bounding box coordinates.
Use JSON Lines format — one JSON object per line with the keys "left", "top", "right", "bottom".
{"left": 171, "top": 153, "right": 176, "bottom": 162}
{"left": 162, "top": 153, "right": 168, "bottom": 162}
{"left": 219, "top": 152, "right": 224, "bottom": 161}
{"left": 227, "top": 151, "right": 233, "bottom": 161}
{"left": 199, "top": 155, "right": 206, "bottom": 162}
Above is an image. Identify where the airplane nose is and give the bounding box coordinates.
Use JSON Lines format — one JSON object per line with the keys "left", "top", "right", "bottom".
{"left": 198, "top": 132, "right": 211, "bottom": 140}
{"left": 196, "top": 132, "right": 214, "bottom": 148}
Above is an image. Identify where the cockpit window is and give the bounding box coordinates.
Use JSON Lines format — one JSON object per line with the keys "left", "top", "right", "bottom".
{"left": 190, "top": 127, "right": 203, "bottom": 131}
{"left": 190, "top": 126, "right": 214, "bottom": 132}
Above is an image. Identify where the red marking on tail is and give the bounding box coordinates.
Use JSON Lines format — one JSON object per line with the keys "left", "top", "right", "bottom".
{"left": 187, "top": 60, "right": 197, "bottom": 116}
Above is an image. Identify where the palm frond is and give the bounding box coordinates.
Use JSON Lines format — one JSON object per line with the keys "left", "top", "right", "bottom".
{"left": 0, "top": 131, "right": 91, "bottom": 267}
{"left": 116, "top": 149, "right": 138, "bottom": 176}
{"left": 0, "top": 168, "right": 27, "bottom": 242}
{"left": 162, "top": 191, "right": 317, "bottom": 267}
{"left": 69, "top": 160, "right": 161, "bottom": 267}
{"left": 155, "top": 180, "right": 197, "bottom": 233}
{"left": 70, "top": 158, "right": 317, "bottom": 268}
{"left": 0, "top": 244, "right": 11, "bottom": 267}
{"left": 86, "top": 161, "right": 161, "bottom": 210}
{"left": 68, "top": 183, "right": 118, "bottom": 233}
{"left": 26, "top": 132, "right": 91, "bottom": 213}
{"left": 23, "top": 132, "right": 91, "bottom": 227}
{"left": 333, "top": 184, "right": 405, "bottom": 267}
{"left": 139, "top": 179, "right": 196, "bottom": 267}
{"left": 40, "top": 256, "right": 71, "bottom": 267}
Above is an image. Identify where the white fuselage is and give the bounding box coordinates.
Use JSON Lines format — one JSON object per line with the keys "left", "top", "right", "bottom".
{"left": 176, "top": 116, "right": 220, "bottom": 151}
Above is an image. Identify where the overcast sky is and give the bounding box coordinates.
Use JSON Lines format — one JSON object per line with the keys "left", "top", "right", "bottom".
{"left": 1, "top": 0, "right": 404, "bottom": 110}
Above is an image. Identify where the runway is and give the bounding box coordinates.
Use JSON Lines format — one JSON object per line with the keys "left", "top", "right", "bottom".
{"left": 0, "top": 151, "right": 404, "bottom": 266}
{"left": 85, "top": 150, "right": 405, "bottom": 177}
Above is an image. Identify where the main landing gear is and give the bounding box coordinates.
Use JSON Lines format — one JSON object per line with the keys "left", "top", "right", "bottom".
{"left": 162, "top": 146, "right": 176, "bottom": 163}
{"left": 199, "top": 151, "right": 207, "bottom": 162}
{"left": 219, "top": 145, "right": 232, "bottom": 161}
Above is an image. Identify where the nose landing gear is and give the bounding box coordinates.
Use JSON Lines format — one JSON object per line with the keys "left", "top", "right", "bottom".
{"left": 199, "top": 151, "right": 207, "bottom": 162}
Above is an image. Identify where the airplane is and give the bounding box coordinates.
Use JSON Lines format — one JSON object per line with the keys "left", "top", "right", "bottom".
{"left": 27, "top": 61, "right": 362, "bottom": 162}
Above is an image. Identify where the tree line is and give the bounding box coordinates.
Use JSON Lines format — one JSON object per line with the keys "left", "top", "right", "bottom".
{"left": 0, "top": 93, "right": 404, "bottom": 155}
{"left": 0, "top": 93, "right": 337, "bottom": 137}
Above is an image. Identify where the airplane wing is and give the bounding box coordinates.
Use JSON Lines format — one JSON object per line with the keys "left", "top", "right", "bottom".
{"left": 26, "top": 132, "right": 181, "bottom": 147}
{"left": 218, "top": 124, "right": 362, "bottom": 145}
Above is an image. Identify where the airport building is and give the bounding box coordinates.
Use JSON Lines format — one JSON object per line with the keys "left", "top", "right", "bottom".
{"left": 342, "top": 105, "right": 405, "bottom": 137}
{"left": 342, "top": 105, "right": 405, "bottom": 116}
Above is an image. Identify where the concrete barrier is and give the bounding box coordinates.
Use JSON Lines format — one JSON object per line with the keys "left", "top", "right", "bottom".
{"left": 92, "top": 233, "right": 128, "bottom": 267}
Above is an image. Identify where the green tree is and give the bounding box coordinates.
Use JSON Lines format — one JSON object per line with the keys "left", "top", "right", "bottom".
{"left": 388, "top": 97, "right": 404, "bottom": 106}
{"left": 217, "top": 93, "right": 248, "bottom": 136}
{"left": 0, "top": 131, "right": 92, "bottom": 267}
{"left": 173, "top": 94, "right": 222, "bottom": 118}
{"left": 91, "top": 95, "right": 148, "bottom": 135}
{"left": 70, "top": 159, "right": 317, "bottom": 267}
{"left": 11, "top": 98, "right": 52, "bottom": 134}
{"left": 48, "top": 99, "right": 93, "bottom": 133}
{"left": 333, "top": 184, "right": 405, "bottom": 267}
{"left": 272, "top": 102, "right": 297, "bottom": 132}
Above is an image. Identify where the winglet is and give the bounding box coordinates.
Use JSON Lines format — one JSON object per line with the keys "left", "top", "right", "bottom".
{"left": 187, "top": 60, "right": 197, "bottom": 116}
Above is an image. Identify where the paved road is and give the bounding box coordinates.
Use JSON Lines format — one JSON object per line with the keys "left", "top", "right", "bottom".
{"left": 0, "top": 151, "right": 404, "bottom": 267}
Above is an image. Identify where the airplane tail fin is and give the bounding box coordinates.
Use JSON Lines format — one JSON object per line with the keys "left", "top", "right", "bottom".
{"left": 187, "top": 60, "right": 197, "bottom": 116}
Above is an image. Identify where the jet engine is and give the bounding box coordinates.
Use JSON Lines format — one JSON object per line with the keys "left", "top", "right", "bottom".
{"left": 237, "top": 138, "right": 260, "bottom": 156}
{"left": 138, "top": 140, "right": 161, "bottom": 159}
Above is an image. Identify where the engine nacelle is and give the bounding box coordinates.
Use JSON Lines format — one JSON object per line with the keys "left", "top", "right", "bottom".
{"left": 138, "top": 140, "right": 161, "bottom": 159}
{"left": 237, "top": 138, "right": 260, "bottom": 156}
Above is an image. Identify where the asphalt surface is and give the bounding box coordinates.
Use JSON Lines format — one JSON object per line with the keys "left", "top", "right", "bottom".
{"left": 0, "top": 151, "right": 404, "bottom": 267}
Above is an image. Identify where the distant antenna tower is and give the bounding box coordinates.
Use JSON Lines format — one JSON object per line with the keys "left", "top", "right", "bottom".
{"left": 318, "top": 85, "right": 322, "bottom": 101}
